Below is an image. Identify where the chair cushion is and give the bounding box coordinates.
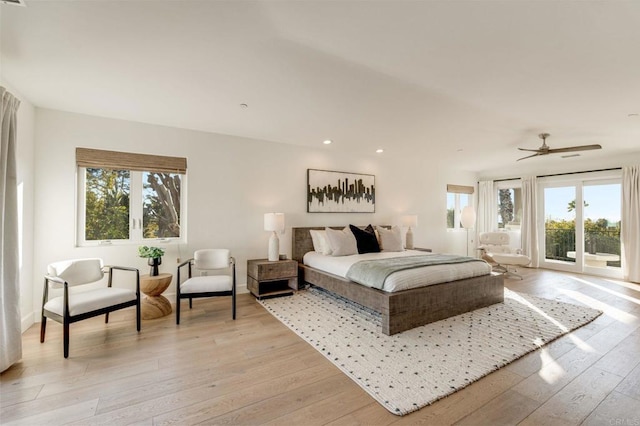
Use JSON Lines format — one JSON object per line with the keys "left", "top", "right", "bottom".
{"left": 47, "top": 258, "right": 104, "bottom": 286}
{"left": 44, "top": 288, "right": 137, "bottom": 317}
{"left": 479, "top": 232, "right": 511, "bottom": 246}
{"left": 181, "top": 276, "right": 232, "bottom": 294}
{"left": 490, "top": 252, "right": 531, "bottom": 266}
{"left": 194, "top": 249, "right": 230, "bottom": 270}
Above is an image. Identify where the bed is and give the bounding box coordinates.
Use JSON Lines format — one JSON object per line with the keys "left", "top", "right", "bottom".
{"left": 292, "top": 226, "right": 504, "bottom": 335}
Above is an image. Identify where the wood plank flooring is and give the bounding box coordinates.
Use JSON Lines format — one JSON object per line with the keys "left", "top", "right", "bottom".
{"left": 1, "top": 268, "right": 639, "bottom": 425}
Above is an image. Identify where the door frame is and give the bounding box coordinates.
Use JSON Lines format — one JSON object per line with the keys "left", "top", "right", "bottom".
{"left": 538, "top": 170, "right": 622, "bottom": 279}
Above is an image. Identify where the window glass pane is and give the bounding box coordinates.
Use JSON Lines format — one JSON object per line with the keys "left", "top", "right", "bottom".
{"left": 446, "top": 193, "right": 455, "bottom": 228}
{"left": 544, "top": 186, "right": 576, "bottom": 263}
{"left": 497, "top": 188, "right": 522, "bottom": 229}
{"left": 583, "top": 183, "right": 621, "bottom": 268}
{"left": 143, "top": 172, "right": 181, "bottom": 238}
{"left": 85, "top": 168, "right": 130, "bottom": 240}
{"left": 497, "top": 189, "right": 514, "bottom": 228}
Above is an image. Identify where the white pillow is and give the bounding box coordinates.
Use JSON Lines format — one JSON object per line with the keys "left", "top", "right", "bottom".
{"left": 376, "top": 226, "right": 404, "bottom": 252}
{"left": 325, "top": 226, "right": 358, "bottom": 256}
{"left": 309, "top": 229, "right": 333, "bottom": 255}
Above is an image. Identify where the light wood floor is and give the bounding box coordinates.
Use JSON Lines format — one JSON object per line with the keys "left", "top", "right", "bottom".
{"left": 2, "top": 268, "right": 639, "bottom": 425}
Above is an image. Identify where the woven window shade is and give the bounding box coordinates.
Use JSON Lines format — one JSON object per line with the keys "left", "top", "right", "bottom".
{"left": 76, "top": 148, "right": 187, "bottom": 174}
{"left": 447, "top": 184, "right": 474, "bottom": 194}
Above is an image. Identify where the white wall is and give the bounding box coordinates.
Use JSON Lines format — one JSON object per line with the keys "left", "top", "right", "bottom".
{"left": 30, "top": 108, "right": 476, "bottom": 322}
{"left": 0, "top": 81, "right": 36, "bottom": 332}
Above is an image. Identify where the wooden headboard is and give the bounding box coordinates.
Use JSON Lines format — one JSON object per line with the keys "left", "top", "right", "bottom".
{"left": 292, "top": 227, "right": 337, "bottom": 263}
{"left": 291, "top": 226, "right": 391, "bottom": 263}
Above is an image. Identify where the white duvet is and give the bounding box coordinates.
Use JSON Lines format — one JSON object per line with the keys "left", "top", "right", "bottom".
{"left": 303, "top": 250, "right": 492, "bottom": 292}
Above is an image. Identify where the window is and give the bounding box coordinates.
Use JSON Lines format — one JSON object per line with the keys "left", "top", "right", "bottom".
{"left": 77, "top": 148, "right": 187, "bottom": 246}
{"left": 496, "top": 182, "right": 522, "bottom": 229}
{"left": 446, "top": 184, "right": 474, "bottom": 229}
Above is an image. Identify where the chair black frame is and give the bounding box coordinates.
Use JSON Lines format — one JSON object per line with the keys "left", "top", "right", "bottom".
{"left": 40, "top": 265, "right": 141, "bottom": 358}
{"left": 176, "top": 256, "right": 236, "bottom": 324}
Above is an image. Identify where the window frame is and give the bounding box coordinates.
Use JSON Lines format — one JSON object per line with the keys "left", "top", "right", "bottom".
{"left": 446, "top": 184, "right": 474, "bottom": 230}
{"left": 495, "top": 179, "right": 522, "bottom": 231}
{"left": 75, "top": 148, "right": 187, "bottom": 247}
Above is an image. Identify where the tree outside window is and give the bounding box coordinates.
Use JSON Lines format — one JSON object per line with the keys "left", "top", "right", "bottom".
{"left": 497, "top": 187, "right": 522, "bottom": 229}
{"left": 85, "top": 169, "right": 130, "bottom": 240}
{"left": 82, "top": 169, "right": 183, "bottom": 244}
{"left": 143, "top": 172, "right": 181, "bottom": 239}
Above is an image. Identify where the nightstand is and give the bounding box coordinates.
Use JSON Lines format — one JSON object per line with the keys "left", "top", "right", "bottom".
{"left": 247, "top": 259, "right": 298, "bottom": 299}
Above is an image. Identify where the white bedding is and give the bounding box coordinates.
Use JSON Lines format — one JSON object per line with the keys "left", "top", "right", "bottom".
{"left": 303, "top": 250, "right": 492, "bottom": 292}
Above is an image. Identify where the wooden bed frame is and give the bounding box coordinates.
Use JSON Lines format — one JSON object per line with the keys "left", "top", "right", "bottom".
{"left": 292, "top": 226, "right": 504, "bottom": 335}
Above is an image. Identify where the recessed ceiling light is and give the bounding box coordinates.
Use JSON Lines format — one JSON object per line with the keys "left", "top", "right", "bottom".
{"left": 376, "top": 149, "right": 384, "bottom": 153}
{"left": 323, "top": 139, "right": 332, "bottom": 145}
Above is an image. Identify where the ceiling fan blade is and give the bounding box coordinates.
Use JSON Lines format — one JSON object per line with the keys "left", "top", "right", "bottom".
{"left": 547, "top": 144, "right": 602, "bottom": 154}
{"left": 517, "top": 147, "right": 542, "bottom": 152}
{"left": 517, "top": 152, "right": 544, "bottom": 161}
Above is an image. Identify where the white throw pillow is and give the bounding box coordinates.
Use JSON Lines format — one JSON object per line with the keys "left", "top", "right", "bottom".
{"left": 376, "top": 225, "right": 404, "bottom": 252}
{"left": 325, "top": 226, "right": 358, "bottom": 256}
{"left": 309, "top": 229, "right": 333, "bottom": 255}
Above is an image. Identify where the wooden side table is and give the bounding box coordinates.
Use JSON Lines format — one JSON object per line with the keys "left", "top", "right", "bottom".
{"left": 247, "top": 259, "right": 298, "bottom": 299}
{"left": 140, "top": 273, "right": 173, "bottom": 319}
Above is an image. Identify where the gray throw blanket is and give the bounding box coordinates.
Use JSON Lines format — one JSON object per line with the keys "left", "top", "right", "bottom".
{"left": 345, "top": 254, "right": 484, "bottom": 290}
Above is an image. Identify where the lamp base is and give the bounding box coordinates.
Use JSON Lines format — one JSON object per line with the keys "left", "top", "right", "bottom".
{"left": 268, "top": 232, "right": 280, "bottom": 261}
{"left": 406, "top": 228, "right": 414, "bottom": 250}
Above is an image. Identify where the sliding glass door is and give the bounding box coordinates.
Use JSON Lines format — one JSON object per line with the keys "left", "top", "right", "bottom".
{"left": 540, "top": 173, "right": 622, "bottom": 278}
{"left": 543, "top": 186, "right": 577, "bottom": 268}
{"left": 582, "top": 182, "right": 621, "bottom": 275}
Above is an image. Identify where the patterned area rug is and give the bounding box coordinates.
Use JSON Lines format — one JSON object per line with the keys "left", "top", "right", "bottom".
{"left": 259, "top": 287, "right": 601, "bottom": 416}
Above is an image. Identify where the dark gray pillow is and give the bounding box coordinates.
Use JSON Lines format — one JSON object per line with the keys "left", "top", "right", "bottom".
{"left": 349, "top": 224, "right": 381, "bottom": 254}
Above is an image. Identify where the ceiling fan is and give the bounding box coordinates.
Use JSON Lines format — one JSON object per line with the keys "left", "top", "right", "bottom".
{"left": 517, "top": 133, "right": 602, "bottom": 161}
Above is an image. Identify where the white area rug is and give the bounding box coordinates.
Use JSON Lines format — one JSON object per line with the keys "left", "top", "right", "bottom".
{"left": 259, "top": 287, "right": 601, "bottom": 416}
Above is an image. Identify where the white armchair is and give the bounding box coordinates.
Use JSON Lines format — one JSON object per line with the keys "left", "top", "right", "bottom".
{"left": 41, "top": 258, "right": 140, "bottom": 358}
{"left": 176, "top": 249, "right": 236, "bottom": 324}
{"left": 478, "top": 232, "right": 531, "bottom": 279}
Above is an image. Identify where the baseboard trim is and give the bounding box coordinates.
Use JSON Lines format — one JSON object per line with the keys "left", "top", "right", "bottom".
{"left": 21, "top": 312, "right": 34, "bottom": 333}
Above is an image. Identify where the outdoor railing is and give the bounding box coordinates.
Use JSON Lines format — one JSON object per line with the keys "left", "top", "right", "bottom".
{"left": 544, "top": 226, "right": 621, "bottom": 267}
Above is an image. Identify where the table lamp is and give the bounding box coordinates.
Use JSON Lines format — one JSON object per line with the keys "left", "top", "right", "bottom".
{"left": 264, "top": 213, "right": 285, "bottom": 261}
{"left": 402, "top": 214, "right": 418, "bottom": 250}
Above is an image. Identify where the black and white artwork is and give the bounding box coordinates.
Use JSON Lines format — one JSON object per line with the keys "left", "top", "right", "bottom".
{"left": 307, "top": 169, "right": 375, "bottom": 213}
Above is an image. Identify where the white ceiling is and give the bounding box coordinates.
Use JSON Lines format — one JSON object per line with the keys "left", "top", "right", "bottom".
{"left": 2, "top": 1, "right": 639, "bottom": 174}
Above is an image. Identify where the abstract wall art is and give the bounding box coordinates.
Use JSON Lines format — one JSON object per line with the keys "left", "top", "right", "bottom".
{"left": 307, "top": 169, "right": 375, "bottom": 213}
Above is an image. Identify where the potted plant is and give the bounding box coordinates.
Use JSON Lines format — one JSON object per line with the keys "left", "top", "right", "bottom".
{"left": 138, "top": 246, "right": 165, "bottom": 276}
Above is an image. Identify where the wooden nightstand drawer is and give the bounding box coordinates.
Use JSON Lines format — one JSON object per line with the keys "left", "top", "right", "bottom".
{"left": 247, "top": 259, "right": 299, "bottom": 299}
{"left": 248, "top": 259, "right": 297, "bottom": 280}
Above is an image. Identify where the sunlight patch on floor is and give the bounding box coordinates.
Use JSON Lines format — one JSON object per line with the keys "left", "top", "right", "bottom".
{"left": 603, "top": 278, "right": 640, "bottom": 293}
{"left": 560, "top": 289, "right": 637, "bottom": 324}
{"left": 568, "top": 276, "right": 640, "bottom": 306}
{"left": 510, "top": 292, "right": 569, "bottom": 333}
{"left": 536, "top": 345, "right": 567, "bottom": 385}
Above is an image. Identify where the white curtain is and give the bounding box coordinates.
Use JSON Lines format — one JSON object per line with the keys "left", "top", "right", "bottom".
{"left": 1, "top": 87, "right": 22, "bottom": 372}
{"left": 477, "top": 180, "right": 496, "bottom": 236}
{"left": 621, "top": 165, "right": 640, "bottom": 283}
{"left": 521, "top": 176, "right": 539, "bottom": 268}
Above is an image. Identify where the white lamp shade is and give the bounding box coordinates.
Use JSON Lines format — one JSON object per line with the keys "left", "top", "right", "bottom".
{"left": 401, "top": 214, "right": 418, "bottom": 228}
{"left": 461, "top": 206, "right": 476, "bottom": 229}
{"left": 264, "top": 213, "right": 285, "bottom": 233}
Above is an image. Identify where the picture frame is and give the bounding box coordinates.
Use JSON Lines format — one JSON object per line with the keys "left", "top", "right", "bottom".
{"left": 307, "top": 169, "right": 375, "bottom": 213}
